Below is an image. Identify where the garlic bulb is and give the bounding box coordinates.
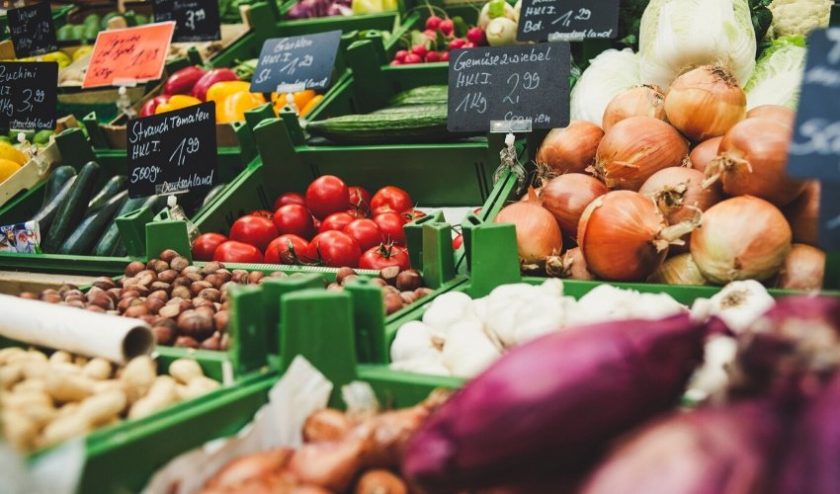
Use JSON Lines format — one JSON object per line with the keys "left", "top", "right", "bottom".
{"left": 693, "top": 280, "right": 774, "bottom": 333}
{"left": 442, "top": 319, "right": 502, "bottom": 378}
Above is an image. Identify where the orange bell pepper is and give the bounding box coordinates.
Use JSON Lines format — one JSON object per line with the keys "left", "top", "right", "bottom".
{"left": 300, "top": 94, "right": 324, "bottom": 117}
{"left": 271, "top": 89, "right": 316, "bottom": 114}
{"left": 206, "top": 81, "right": 252, "bottom": 105}
{"left": 217, "top": 91, "right": 266, "bottom": 124}
{"left": 154, "top": 95, "right": 201, "bottom": 114}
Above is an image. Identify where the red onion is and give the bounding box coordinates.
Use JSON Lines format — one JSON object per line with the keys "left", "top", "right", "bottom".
{"left": 403, "top": 314, "right": 707, "bottom": 492}
{"left": 783, "top": 181, "right": 820, "bottom": 246}
{"left": 777, "top": 244, "right": 825, "bottom": 291}
{"left": 535, "top": 121, "right": 604, "bottom": 175}
{"left": 689, "top": 137, "right": 722, "bottom": 174}
{"left": 705, "top": 118, "right": 805, "bottom": 207}
{"left": 664, "top": 65, "right": 747, "bottom": 142}
{"left": 494, "top": 188, "right": 563, "bottom": 265}
{"left": 602, "top": 85, "right": 666, "bottom": 132}
{"left": 690, "top": 196, "right": 792, "bottom": 284}
{"left": 592, "top": 116, "right": 690, "bottom": 190}
{"left": 540, "top": 173, "right": 608, "bottom": 241}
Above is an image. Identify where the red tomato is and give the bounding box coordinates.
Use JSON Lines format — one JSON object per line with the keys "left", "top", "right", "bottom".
{"left": 191, "top": 233, "right": 227, "bottom": 261}
{"left": 250, "top": 209, "right": 273, "bottom": 220}
{"left": 359, "top": 244, "right": 410, "bottom": 271}
{"left": 452, "top": 234, "right": 463, "bottom": 250}
{"left": 306, "top": 231, "right": 361, "bottom": 267}
{"left": 402, "top": 208, "right": 427, "bottom": 223}
{"left": 229, "top": 215, "right": 278, "bottom": 252}
{"left": 213, "top": 241, "right": 264, "bottom": 263}
{"left": 344, "top": 208, "right": 367, "bottom": 219}
{"left": 374, "top": 212, "right": 406, "bottom": 245}
{"left": 312, "top": 217, "right": 321, "bottom": 231}
{"left": 306, "top": 176, "right": 350, "bottom": 220}
{"left": 371, "top": 186, "right": 412, "bottom": 215}
{"left": 348, "top": 186, "right": 371, "bottom": 214}
{"left": 319, "top": 212, "right": 355, "bottom": 233}
{"left": 274, "top": 192, "right": 306, "bottom": 210}
{"left": 264, "top": 234, "right": 308, "bottom": 264}
{"left": 272, "top": 204, "right": 315, "bottom": 239}
{"left": 343, "top": 219, "right": 382, "bottom": 252}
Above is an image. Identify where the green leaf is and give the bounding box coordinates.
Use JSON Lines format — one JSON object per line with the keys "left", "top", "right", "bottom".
{"left": 489, "top": 0, "right": 505, "bottom": 19}
{"left": 435, "top": 30, "right": 447, "bottom": 51}
{"left": 452, "top": 16, "right": 468, "bottom": 38}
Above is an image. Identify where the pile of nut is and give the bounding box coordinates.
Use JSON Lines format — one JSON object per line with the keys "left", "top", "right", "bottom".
{"left": 333, "top": 266, "right": 433, "bottom": 315}
{"left": 0, "top": 348, "right": 220, "bottom": 452}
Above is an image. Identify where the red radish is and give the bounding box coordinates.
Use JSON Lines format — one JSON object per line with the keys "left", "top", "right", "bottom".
{"left": 425, "top": 51, "right": 441, "bottom": 63}
{"left": 439, "top": 19, "right": 454, "bottom": 35}
{"left": 439, "top": 52, "right": 450, "bottom": 62}
{"left": 394, "top": 50, "right": 408, "bottom": 62}
{"left": 467, "top": 27, "right": 486, "bottom": 45}
{"left": 425, "top": 15, "right": 442, "bottom": 30}
{"left": 411, "top": 44, "right": 428, "bottom": 58}
{"left": 449, "top": 38, "right": 466, "bottom": 49}
{"left": 404, "top": 54, "right": 422, "bottom": 64}
{"left": 390, "top": 60, "right": 401, "bottom": 66}
{"left": 423, "top": 29, "right": 437, "bottom": 39}
{"left": 462, "top": 41, "right": 475, "bottom": 49}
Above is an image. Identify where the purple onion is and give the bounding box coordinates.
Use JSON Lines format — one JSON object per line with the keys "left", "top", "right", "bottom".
{"left": 402, "top": 314, "right": 707, "bottom": 492}
{"left": 580, "top": 400, "right": 788, "bottom": 494}
{"left": 286, "top": 0, "right": 333, "bottom": 19}
{"left": 777, "top": 371, "right": 840, "bottom": 494}
{"left": 326, "top": 3, "right": 353, "bottom": 16}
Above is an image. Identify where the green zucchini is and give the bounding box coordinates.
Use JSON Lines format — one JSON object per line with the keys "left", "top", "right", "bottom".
{"left": 43, "top": 161, "right": 101, "bottom": 253}
{"left": 389, "top": 85, "right": 448, "bottom": 106}
{"left": 306, "top": 105, "right": 449, "bottom": 145}
{"left": 31, "top": 175, "right": 77, "bottom": 239}
{"left": 88, "top": 175, "right": 127, "bottom": 210}
{"left": 92, "top": 194, "right": 158, "bottom": 257}
{"left": 39, "top": 166, "right": 76, "bottom": 210}
{"left": 59, "top": 190, "right": 128, "bottom": 255}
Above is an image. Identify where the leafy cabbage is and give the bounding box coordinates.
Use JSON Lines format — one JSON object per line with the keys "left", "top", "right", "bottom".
{"left": 570, "top": 49, "right": 641, "bottom": 126}
{"left": 745, "top": 35, "right": 807, "bottom": 109}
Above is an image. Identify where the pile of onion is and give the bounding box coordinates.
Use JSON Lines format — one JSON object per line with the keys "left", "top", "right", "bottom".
{"left": 540, "top": 173, "right": 608, "bottom": 241}
{"left": 705, "top": 118, "right": 805, "bottom": 206}
{"left": 747, "top": 104, "right": 795, "bottom": 128}
{"left": 591, "top": 116, "right": 690, "bottom": 190}
{"left": 546, "top": 247, "right": 595, "bottom": 280}
{"left": 648, "top": 253, "right": 707, "bottom": 286}
{"left": 639, "top": 167, "right": 721, "bottom": 224}
{"left": 577, "top": 191, "right": 698, "bottom": 281}
{"left": 535, "top": 121, "right": 604, "bottom": 175}
{"left": 664, "top": 65, "right": 746, "bottom": 142}
{"left": 494, "top": 188, "right": 563, "bottom": 265}
{"left": 783, "top": 181, "right": 820, "bottom": 246}
{"left": 776, "top": 244, "right": 826, "bottom": 291}
{"left": 602, "top": 85, "right": 667, "bottom": 132}
{"left": 689, "top": 137, "right": 722, "bottom": 174}
{"left": 690, "top": 196, "right": 792, "bottom": 284}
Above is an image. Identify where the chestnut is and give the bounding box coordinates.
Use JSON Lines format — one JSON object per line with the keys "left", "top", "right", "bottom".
{"left": 396, "top": 270, "right": 423, "bottom": 292}
{"left": 200, "top": 262, "right": 223, "bottom": 275}
{"left": 174, "top": 336, "right": 200, "bottom": 349}
{"left": 177, "top": 310, "right": 214, "bottom": 340}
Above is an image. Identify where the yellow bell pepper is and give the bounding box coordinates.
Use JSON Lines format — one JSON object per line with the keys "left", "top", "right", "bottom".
{"left": 38, "top": 51, "right": 71, "bottom": 68}
{"left": 206, "top": 81, "right": 251, "bottom": 105}
{"left": 72, "top": 45, "right": 94, "bottom": 62}
{"left": 217, "top": 91, "right": 265, "bottom": 124}
{"left": 271, "top": 89, "right": 316, "bottom": 113}
{"left": 155, "top": 95, "right": 202, "bottom": 115}
{"left": 300, "top": 95, "right": 324, "bottom": 118}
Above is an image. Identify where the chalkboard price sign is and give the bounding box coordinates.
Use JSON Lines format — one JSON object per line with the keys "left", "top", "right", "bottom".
{"left": 152, "top": 0, "right": 221, "bottom": 43}
{"left": 447, "top": 43, "right": 570, "bottom": 133}
{"left": 250, "top": 31, "right": 342, "bottom": 93}
{"left": 127, "top": 102, "right": 217, "bottom": 198}
{"left": 516, "top": 0, "right": 620, "bottom": 42}
{"left": 0, "top": 62, "right": 57, "bottom": 131}
{"left": 8, "top": 2, "right": 58, "bottom": 58}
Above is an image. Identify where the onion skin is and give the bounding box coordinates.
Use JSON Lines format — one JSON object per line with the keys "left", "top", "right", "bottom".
{"left": 546, "top": 247, "right": 596, "bottom": 280}
{"left": 690, "top": 137, "right": 723, "bottom": 174}
{"left": 602, "top": 85, "right": 666, "bottom": 132}
{"left": 578, "top": 191, "right": 672, "bottom": 281}
{"left": 540, "top": 174, "right": 608, "bottom": 240}
{"left": 403, "top": 314, "right": 707, "bottom": 492}
{"left": 647, "top": 253, "right": 707, "bottom": 286}
{"left": 494, "top": 189, "right": 563, "bottom": 265}
{"left": 579, "top": 401, "right": 787, "bottom": 494}
{"left": 536, "top": 121, "right": 604, "bottom": 175}
{"left": 777, "top": 244, "right": 825, "bottom": 291}
{"left": 707, "top": 118, "right": 805, "bottom": 207}
{"left": 690, "top": 196, "right": 792, "bottom": 284}
{"left": 592, "top": 116, "right": 689, "bottom": 191}
{"left": 639, "top": 167, "right": 721, "bottom": 225}
{"left": 664, "top": 65, "right": 747, "bottom": 142}
{"left": 746, "top": 104, "right": 795, "bottom": 128}
{"left": 783, "top": 181, "right": 820, "bottom": 246}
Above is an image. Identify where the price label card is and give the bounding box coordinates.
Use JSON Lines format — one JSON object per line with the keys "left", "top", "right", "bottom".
{"left": 0, "top": 62, "right": 57, "bottom": 130}
{"left": 447, "top": 43, "right": 570, "bottom": 133}
{"left": 516, "top": 0, "right": 619, "bottom": 42}
{"left": 152, "top": 0, "right": 221, "bottom": 43}
{"left": 82, "top": 22, "right": 176, "bottom": 89}
{"left": 250, "top": 30, "right": 342, "bottom": 93}
{"left": 127, "top": 102, "right": 216, "bottom": 198}
{"left": 8, "top": 2, "right": 57, "bottom": 58}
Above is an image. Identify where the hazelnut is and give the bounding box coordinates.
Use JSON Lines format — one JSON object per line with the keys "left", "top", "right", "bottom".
{"left": 145, "top": 297, "right": 165, "bottom": 314}
{"left": 215, "top": 269, "right": 232, "bottom": 283}
{"left": 184, "top": 271, "right": 203, "bottom": 283}
{"left": 195, "top": 305, "right": 216, "bottom": 319}
{"left": 151, "top": 259, "right": 170, "bottom": 273}
{"left": 198, "top": 288, "right": 220, "bottom": 302}
{"left": 157, "top": 269, "right": 178, "bottom": 284}
{"left": 368, "top": 277, "right": 387, "bottom": 288}
{"left": 200, "top": 334, "right": 221, "bottom": 351}
{"left": 124, "top": 304, "right": 150, "bottom": 318}
{"left": 158, "top": 303, "right": 182, "bottom": 320}
{"left": 92, "top": 277, "right": 116, "bottom": 291}
{"left": 106, "top": 288, "right": 122, "bottom": 303}
{"left": 181, "top": 265, "right": 200, "bottom": 275}
{"left": 65, "top": 289, "right": 84, "bottom": 299}
{"left": 170, "top": 256, "right": 190, "bottom": 272}
{"left": 159, "top": 249, "right": 179, "bottom": 263}
{"left": 341, "top": 274, "right": 359, "bottom": 285}
{"left": 414, "top": 287, "right": 433, "bottom": 299}
{"left": 174, "top": 336, "right": 200, "bottom": 349}
{"left": 156, "top": 317, "right": 177, "bottom": 331}
{"left": 125, "top": 261, "right": 146, "bottom": 277}
{"left": 134, "top": 270, "right": 156, "bottom": 287}
{"left": 177, "top": 310, "right": 214, "bottom": 339}
{"left": 192, "top": 297, "right": 215, "bottom": 310}
{"left": 87, "top": 292, "right": 115, "bottom": 310}
{"left": 42, "top": 292, "right": 62, "bottom": 303}
{"left": 396, "top": 270, "right": 423, "bottom": 292}
{"left": 230, "top": 270, "right": 249, "bottom": 283}
{"left": 379, "top": 266, "right": 400, "bottom": 285}
{"left": 152, "top": 326, "right": 175, "bottom": 345}
{"left": 19, "top": 292, "right": 38, "bottom": 300}
{"left": 177, "top": 298, "right": 194, "bottom": 312}
{"left": 140, "top": 315, "right": 159, "bottom": 326}
{"left": 58, "top": 283, "right": 78, "bottom": 296}
{"left": 200, "top": 262, "right": 223, "bottom": 275}
{"left": 268, "top": 271, "right": 287, "bottom": 279}
{"left": 204, "top": 273, "right": 224, "bottom": 289}
{"left": 120, "top": 289, "right": 140, "bottom": 299}
{"left": 86, "top": 305, "right": 105, "bottom": 313}
{"left": 384, "top": 292, "right": 403, "bottom": 315}
{"left": 150, "top": 281, "right": 171, "bottom": 292}
{"left": 213, "top": 311, "right": 229, "bottom": 332}
{"left": 146, "top": 259, "right": 158, "bottom": 270}
{"left": 382, "top": 285, "right": 400, "bottom": 296}
{"left": 172, "top": 276, "right": 191, "bottom": 288}
{"left": 400, "top": 291, "right": 417, "bottom": 305}
{"left": 171, "top": 285, "right": 191, "bottom": 300}
{"left": 65, "top": 299, "right": 86, "bottom": 309}
{"left": 133, "top": 285, "right": 150, "bottom": 297}
{"left": 148, "top": 290, "right": 169, "bottom": 301}
{"left": 65, "top": 294, "right": 85, "bottom": 304}
{"left": 190, "top": 280, "right": 213, "bottom": 296}
{"left": 335, "top": 267, "right": 357, "bottom": 284}
{"left": 117, "top": 297, "right": 138, "bottom": 312}
{"left": 247, "top": 271, "right": 264, "bottom": 284}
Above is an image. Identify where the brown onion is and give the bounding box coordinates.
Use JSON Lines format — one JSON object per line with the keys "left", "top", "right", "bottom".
{"left": 546, "top": 247, "right": 596, "bottom": 280}
{"left": 639, "top": 167, "right": 721, "bottom": 225}
{"left": 690, "top": 196, "right": 792, "bottom": 284}
{"left": 689, "top": 137, "right": 722, "bottom": 174}
{"left": 777, "top": 244, "right": 825, "bottom": 291}
{"left": 591, "top": 116, "right": 689, "bottom": 191}
{"left": 783, "top": 181, "right": 820, "bottom": 246}
{"left": 664, "top": 65, "right": 746, "bottom": 142}
{"left": 578, "top": 191, "right": 697, "bottom": 281}
{"left": 647, "top": 254, "right": 707, "bottom": 286}
{"left": 705, "top": 118, "right": 805, "bottom": 206}
{"left": 602, "top": 85, "right": 667, "bottom": 132}
{"left": 747, "top": 104, "right": 795, "bottom": 128}
{"left": 535, "top": 121, "right": 604, "bottom": 175}
{"left": 540, "top": 173, "right": 608, "bottom": 240}
{"left": 495, "top": 188, "right": 563, "bottom": 265}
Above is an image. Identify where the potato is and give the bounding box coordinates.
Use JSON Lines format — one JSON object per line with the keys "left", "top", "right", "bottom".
{"left": 129, "top": 376, "right": 178, "bottom": 419}
{"left": 179, "top": 376, "right": 221, "bottom": 400}
{"left": 122, "top": 356, "right": 157, "bottom": 403}
{"left": 3, "top": 410, "right": 38, "bottom": 451}
{"left": 0, "top": 347, "right": 26, "bottom": 365}
{"left": 20, "top": 403, "right": 57, "bottom": 427}
{"left": 82, "top": 358, "right": 113, "bottom": 381}
{"left": 78, "top": 389, "right": 127, "bottom": 426}
{"left": 40, "top": 412, "right": 91, "bottom": 447}
{"left": 45, "top": 373, "right": 96, "bottom": 403}
{"left": 169, "top": 359, "right": 204, "bottom": 385}
{"left": 2, "top": 390, "right": 52, "bottom": 409}
{"left": 22, "top": 361, "right": 52, "bottom": 380}
{"left": 48, "top": 351, "right": 73, "bottom": 365}
{"left": 93, "top": 379, "right": 127, "bottom": 395}
{"left": 12, "top": 378, "right": 45, "bottom": 394}
{"left": 0, "top": 363, "right": 24, "bottom": 389}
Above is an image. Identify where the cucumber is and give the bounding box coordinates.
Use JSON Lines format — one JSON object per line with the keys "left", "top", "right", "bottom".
{"left": 59, "top": 191, "right": 128, "bottom": 255}
{"left": 389, "top": 85, "right": 448, "bottom": 106}
{"left": 92, "top": 195, "right": 158, "bottom": 257}
{"left": 43, "top": 161, "right": 100, "bottom": 253}
{"left": 306, "top": 105, "right": 449, "bottom": 144}
{"left": 88, "top": 175, "right": 127, "bottom": 210}
{"left": 40, "top": 166, "right": 76, "bottom": 210}
{"left": 201, "top": 183, "right": 227, "bottom": 208}
{"left": 31, "top": 175, "right": 76, "bottom": 239}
